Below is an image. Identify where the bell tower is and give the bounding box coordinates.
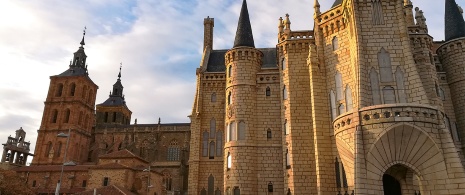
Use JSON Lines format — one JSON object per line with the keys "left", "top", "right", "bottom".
{"left": 32, "top": 28, "right": 98, "bottom": 165}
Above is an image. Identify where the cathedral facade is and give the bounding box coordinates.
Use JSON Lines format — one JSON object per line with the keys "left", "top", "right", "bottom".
{"left": 188, "top": 0, "right": 465, "bottom": 194}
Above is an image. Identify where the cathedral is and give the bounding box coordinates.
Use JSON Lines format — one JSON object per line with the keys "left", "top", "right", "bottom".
{"left": 2, "top": 0, "right": 465, "bottom": 194}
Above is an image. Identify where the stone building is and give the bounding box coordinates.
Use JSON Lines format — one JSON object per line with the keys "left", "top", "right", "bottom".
{"left": 188, "top": 0, "right": 465, "bottom": 194}
{"left": 5, "top": 29, "right": 190, "bottom": 194}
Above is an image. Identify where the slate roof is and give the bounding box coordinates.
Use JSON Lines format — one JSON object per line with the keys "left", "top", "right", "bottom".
{"left": 332, "top": 0, "right": 342, "bottom": 8}
{"left": 57, "top": 66, "right": 88, "bottom": 77}
{"left": 205, "top": 48, "right": 277, "bottom": 72}
{"left": 445, "top": 0, "right": 465, "bottom": 41}
{"left": 97, "top": 96, "right": 126, "bottom": 106}
{"left": 233, "top": 0, "right": 255, "bottom": 48}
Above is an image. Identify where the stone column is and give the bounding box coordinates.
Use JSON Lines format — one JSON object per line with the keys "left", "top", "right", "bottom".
{"left": 1, "top": 149, "right": 7, "bottom": 162}
{"left": 14, "top": 152, "right": 21, "bottom": 164}
{"left": 23, "top": 154, "right": 29, "bottom": 165}
{"left": 9, "top": 151, "right": 16, "bottom": 164}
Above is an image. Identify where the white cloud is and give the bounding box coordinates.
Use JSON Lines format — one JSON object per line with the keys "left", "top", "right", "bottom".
{"left": 0, "top": 0, "right": 459, "bottom": 162}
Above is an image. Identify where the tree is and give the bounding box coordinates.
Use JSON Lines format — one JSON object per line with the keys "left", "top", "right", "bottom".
{"left": 0, "top": 169, "right": 34, "bottom": 195}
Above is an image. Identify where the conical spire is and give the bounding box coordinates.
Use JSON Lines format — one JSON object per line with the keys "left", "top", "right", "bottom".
{"left": 80, "top": 26, "right": 86, "bottom": 46}
{"left": 118, "top": 62, "right": 122, "bottom": 80}
{"left": 233, "top": 0, "right": 255, "bottom": 48}
{"left": 445, "top": 0, "right": 465, "bottom": 41}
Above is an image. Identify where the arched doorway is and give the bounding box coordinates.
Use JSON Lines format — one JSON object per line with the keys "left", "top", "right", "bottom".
{"left": 383, "top": 174, "right": 401, "bottom": 195}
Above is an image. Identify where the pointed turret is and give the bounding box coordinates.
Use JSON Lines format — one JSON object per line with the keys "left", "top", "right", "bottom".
{"left": 233, "top": 0, "right": 255, "bottom": 48}
{"left": 314, "top": 0, "right": 321, "bottom": 16}
{"left": 445, "top": 0, "right": 465, "bottom": 41}
{"left": 58, "top": 27, "right": 89, "bottom": 76}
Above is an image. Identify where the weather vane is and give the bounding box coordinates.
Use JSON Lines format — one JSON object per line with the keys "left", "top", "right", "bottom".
{"left": 83, "top": 26, "right": 87, "bottom": 36}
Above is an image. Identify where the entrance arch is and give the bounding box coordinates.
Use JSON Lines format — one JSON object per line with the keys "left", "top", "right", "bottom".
{"left": 383, "top": 174, "right": 401, "bottom": 195}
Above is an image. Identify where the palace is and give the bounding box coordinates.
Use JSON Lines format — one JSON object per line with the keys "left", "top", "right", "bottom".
{"left": 2, "top": 0, "right": 465, "bottom": 194}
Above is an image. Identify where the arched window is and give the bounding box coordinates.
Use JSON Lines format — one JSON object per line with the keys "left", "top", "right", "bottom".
{"left": 167, "top": 140, "right": 180, "bottom": 161}
{"left": 51, "top": 109, "right": 58, "bottom": 123}
{"left": 209, "top": 141, "right": 215, "bottom": 159}
{"left": 202, "top": 132, "right": 209, "bottom": 157}
{"left": 345, "top": 86, "right": 353, "bottom": 112}
{"left": 238, "top": 121, "right": 246, "bottom": 140}
{"left": 267, "top": 129, "right": 272, "bottom": 139}
{"left": 215, "top": 188, "right": 221, "bottom": 195}
{"left": 439, "top": 88, "right": 445, "bottom": 101}
{"left": 383, "top": 86, "right": 396, "bottom": 104}
{"left": 452, "top": 122, "right": 460, "bottom": 142}
{"left": 233, "top": 187, "right": 240, "bottom": 195}
{"left": 286, "top": 148, "right": 291, "bottom": 169}
{"left": 112, "top": 112, "right": 117, "bottom": 122}
{"left": 370, "top": 68, "right": 381, "bottom": 105}
{"left": 163, "top": 172, "right": 172, "bottom": 191}
{"left": 266, "top": 87, "right": 271, "bottom": 96}
{"left": 211, "top": 93, "right": 217, "bottom": 102}
{"left": 210, "top": 118, "right": 216, "bottom": 139}
{"left": 45, "top": 141, "right": 52, "bottom": 157}
{"left": 69, "top": 83, "right": 76, "bottom": 96}
{"left": 335, "top": 72, "right": 343, "bottom": 101}
{"left": 208, "top": 174, "right": 215, "bottom": 195}
{"left": 104, "top": 112, "right": 109, "bottom": 122}
{"left": 332, "top": 37, "right": 338, "bottom": 50}
{"left": 282, "top": 58, "right": 286, "bottom": 70}
{"left": 201, "top": 188, "right": 207, "bottom": 195}
{"left": 284, "top": 119, "right": 289, "bottom": 135}
{"left": 395, "top": 66, "right": 407, "bottom": 103}
{"left": 56, "top": 141, "right": 62, "bottom": 157}
{"left": 64, "top": 109, "right": 70, "bottom": 123}
{"left": 378, "top": 48, "right": 393, "bottom": 82}
{"left": 338, "top": 104, "right": 345, "bottom": 115}
{"left": 228, "top": 66, "right": 232, "bottom": 78}
{"left": 230, "top": 122, "right": 237, "bottom": 141}
{"left": 283, "top": 85, "right": 288, "bottom": 100}
{"left": 330, "top": 91, "right": 337, "bottom": 120}
{"left": 227, "top": 152, "right": 232, "bottom": 169}
{"left": 228, "top": 92, "right": 232, "bottom": 105}
{"left": 226, "top": 123, "right": 230, "bottom": 142}
{"left": 216, "top": 131, "right": 223, "bottom": 156}
{"left": 55, "top": 83, "right": 63, "bottom": 97}
{"left": 371, "top": 0, "right": 385, "bottom": 25}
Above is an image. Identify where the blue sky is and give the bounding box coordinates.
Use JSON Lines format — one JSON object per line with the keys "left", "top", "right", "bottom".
{"left": 0, "top": 0, "right": 459, "bottom": 162}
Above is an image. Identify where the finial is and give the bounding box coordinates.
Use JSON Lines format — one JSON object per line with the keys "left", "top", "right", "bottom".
{"left": 158, "top": 117, "right": 161, "bottom": 124}
{"left": 110, "top": 90, "right": 112, "bottom": 96}
{"left": 118, "top": 62, "right": 122, "bottom": 79}
{"left": 135, "top": 118, "right": 138, "bottom": 124}
{"left": 284, "top": 14, "right": 291, "bottom": 30}
{"left": 278, "top": 17, "right": 284, "bottom": 33}
{"left": 80, "top": 26, "right": 86, "bottom": 46}
{"left": 314, "top": 0, "right": 321, "bottom": 15}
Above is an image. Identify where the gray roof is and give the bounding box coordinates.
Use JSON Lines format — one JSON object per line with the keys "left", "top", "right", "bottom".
{"left": 445, "top": 0, "right": 465, "bottom": 41}
{"left": 98, "top": 96, "right": 126, "bottom": 106}
{"left": 332, "top": 0, "right": 342, "bottom": 8}
{"left": 206, "top": 48, "right": 277, "bottom": 72}
{"left": 57, "top": 66, "right": 88, "bottom": 77}
{"left": 233, "top": 0, "right": 255, "bottom": 48}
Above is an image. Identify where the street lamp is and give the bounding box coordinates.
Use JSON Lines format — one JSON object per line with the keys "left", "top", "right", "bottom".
{"left": 55, "top": 129, "right": 72, "bottom": 195}
{"left": 143, "top": 166, "right": 152, "bottom": 195}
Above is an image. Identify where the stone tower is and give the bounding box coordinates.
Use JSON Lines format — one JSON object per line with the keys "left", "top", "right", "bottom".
{"left": 95, "top": 66, "right": 132, "bottom": 126}
{"left": 31, "top": 31, "right": 98, "bottom": 165}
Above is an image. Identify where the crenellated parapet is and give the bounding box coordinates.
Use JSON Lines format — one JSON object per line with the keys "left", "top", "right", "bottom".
{"left": 314, "top": 6, "right": 345, "bottom": 38}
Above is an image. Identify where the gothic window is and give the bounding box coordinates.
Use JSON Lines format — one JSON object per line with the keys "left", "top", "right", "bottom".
{"left": 87, "top": 150, "right": 93, "bottom": 162}
{"left": 56, "top": 83, "right": 63, "bottom": 97}
{"left": 32, "top": 180, "right": 36, "bottom": 187}
{"left": 383, "top": 86, "right": 396, "bottom": 104}
{"left": 395, "top": 66, "right": 407, "bottom": 103}
{"left": 287, "top": 188, "right": 292, "bottom": 195}
{"left": 284, "top": 119, "right": 289, "bottom": 135}
{"left": 208, "top": 174, "right": 214, "bottom": 195}
{"left": 435, "top": 82, "right": 440, "bottom": 97}
{"left": 332, "top": 37, "right": 338, "bottom": 50}
{"left": 266, "top": 87, "right": 271, "bottom": 96}
{"left": 267, "top": 129, "right": 272, "bottom": 139}
{"left": 104, "top": 112, "right": 109, "bottom": 122}
{"left": 211, "top": 93, "right": 217, "bottom": 102}
{"left": 203, "top": 132, "right": 209, "bottom": 157}
{"left": 228, "top": 92, "right": 232, "bottom": 105}
{"left": 233, "top": 187, "right": 240, "bottom": 195}
{"left": 238, "top": 121, "right": 246, "bottom": 140}
{"left": 282, "top": 58, "right": 286, "bottom": 70}
{"left": 201, "top": 188, "right": 207, "bottom": 195}
{"left": 439, "top": 88, "right": 445, "bottom": 101}
{"left": 103, "top": 177, "right": 109, "bottom": 186}
{"left": 69, "top": 83, "right": 76, "bottom": 96}
{"left": 64, "top": 109, "right": 70, "bottom": 123}
{"left": 338, "top": 104, "right": 345, "bottom": 115}
{"left": 444, "top": 115, "right": 451, "bottom": 131}
{"left": 378, "top": 48, "right": 393, "bottom": 82}
{"left": 226, "top": 187, "right": 231, "bottom": 195}
{"left": 209, "top": 141, "right": 215, "bottom": 159}
{"left": 230, "top": 122, "right": 237, "bottom": 141}
{"left": 140, "top": 140, "right": 149, "bottom": 159}
{"left": 226, "top": 123, "right": 230, "bottom": 142}
{"left": 283, "top": 85, "right": 288, "bottom": 100}
{"left": 163, "top": 173, "right": 172, "bottom": 191}
{"left": 227, "top": 152, "right": 232, "bottom": 169}
{"left": 228, "top": 66, "right": 232, "bottom": 78}
{"left": 335, "top": 72, "right": 343, "bottom": 101}
{"left": 51, "top": 109, "right": 58, "bottom": 123}
{"left": 345, "top": 86, "right": 353, "bottom": 112}
{"left": 370, "top": 68, "right": 382, "bottom": 105}
{"left": 371, "top": 0, "right": 385, "bottom": 25}
{"left": 452, "top": 122, "right": 460, "bottom": 142}
{"left": 268, "top": 182, "right": 273, "bottom": 192}
{"left": 45, "top": 141, "right": 52, "bottom": 157}
{"left": 56, "top": 142, "right": 62, "bottom": 157}
{"left": 112, "top": 112, "right": 117, "bottom": 122}
{"left": 167, "top": 140, "right": 180, "bottom": 161}
{"left": 286, "top": 148, "right": 291, "bottom": 169}
{"left": 216, "top": 131, "right": 223, "bottom": 156}
{"left": 210, "top": 118, "right": 216, "bottom": 139}
{"left": 215, "top": 188, "right": 221, "bottom": 195}
{"left": 330, "top": 90, "right": 337, "bottom": 120}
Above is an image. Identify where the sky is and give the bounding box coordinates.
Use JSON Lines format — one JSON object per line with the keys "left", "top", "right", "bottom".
{"left": 0, "top": 0, "right": 460, "bottom": 163}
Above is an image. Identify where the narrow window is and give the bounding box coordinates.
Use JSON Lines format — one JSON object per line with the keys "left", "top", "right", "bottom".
{"left": 202, "top": 132, "right": 209, "bottom": 157}
{"left": 64, "top": 109, "right": 70, "bottom": 123}
{"left": 435, "top": 82, "right": 440, "bottom": 97}
{"left": 439, "top": 88, "right": 445, "bottom": 101}
{"left": 370, "top": 68, "right": 382, "bottom": 105}
{"left": 286, "top": 148, "right": 291, "bottom": 169}
{"left": 383, "top": 86, "right": 396, "bottom": 104}
{"left": 345, "top": 86, "right": 353, "bottom": 112}
{"left": 282, "top": 58, "right": 286, "bottom": 70}
{"left": 226, "top": 123, "right": 230, "bottom": 142}
{"left": 267, "top": 129, "right": 272, "bottom": 139}
{"left": 444, "top": 115, "right": 451, "bottom": 131}
{"left": 338, "top": 104, "right": 345, "bottom": 115}
{"left": 87, "top": 150, "right": 93, "bottom": 162}
{"left": 284, "top": 119, "right": 289, "bottom": 135}
{"left": 82, "top": 180, "right": 87, "bottom": 187}
{"left": 287, "top": 188, "right": 292, "bottom": 195}
{"left": 45, "top": 142, "right": 52, "bottom": 157}
{"left": 201, "top": 188, "right": 207, "bottom": 195}
{"left": 69, "top": 83, "right": 76, "bottom": 96}
{"left": 452, "top": 122, "right": 460, "bottom": 142}
{"left": 227, "top": 152, "right": 232, "bottom": 169}
{"left": 332, "top": 37, "right": 338, "bottom": 50}
{"left": 82, "top": 85, "right": 87, "bottom": 99}
{"left": 233, "top": 187, "right": 240, "bottom": 195}
{"left": 228, "top": 92, "right": 232, "bottom": 105}
{"left": 215, "top": 188, "right": 221, "bottom": 195}
{"left": 104, "top": 112, "right": 109, "bottom": 122}
{"left": 103, "top": 177, "right": 109, "bottom": 186}
{"left": 335, "top": 72, "right": 343, "bottom": 101}
{"left": 335, "top": 158, "right": 341, "bottom": 189}
{"left": 266, "top": 87, "right": 271, "bottom": 96}
{"left": 210, "top": 118, "right": 216, "bottom": 139}
{"left": 51, "top": 109, "right": 58, "bottom": 123}
{"left": 208, "top": 174, "right": 215, "bottom": 195}
{"left": 56, "top": 84, "right": 63, "bottom": 97}
{"left": 378, "top": 48, "right": 393, "bottom": 82}
{"left": 371, "top": 0, "right": 385, "bottom": 25}
{"left": 395, "top": 66, "right": 407, "bottom": 103}
{"left": 167, "top": 140, "right": 180, "bottom": 161}
{"left": 228, "top": 66, "right": 232, "bottom": 78}
{"left": 330, "top": 91, "right": 337, "bottom": 120}
{"left": 216, "top": 131, "right": 223, "bottom": 156}
{"left": 230, "top": 122, "right": 237, "bottom": 141}
{"left": 78, "top": 111, "right": 83, "bottom": 125}
{"left": 211, "top": 93, "right": 217, "bottom": 102}
{"left": 283, "top": 85, "right": 288, "bottom": 100}
{"left": 268, "top": 182, "right": 273, "bottom": 192}
{"left": 209, "top": 141, "right": 215, "bottom": 159}
{"left": 238, "top": 121, "right": 246, "bottom": 140}
{"left": 56, "top": 142, "right": 62, "bottom": 157}
{"left": 32, "top": 180, "right": 36, "bottom": 187}
{"left": 112, "top": 112, "right": 117, "bottom": 122}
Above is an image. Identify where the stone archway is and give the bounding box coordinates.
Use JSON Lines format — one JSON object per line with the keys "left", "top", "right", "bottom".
{"left": 383, "top": 174, "right": 401, "bottom": 195}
